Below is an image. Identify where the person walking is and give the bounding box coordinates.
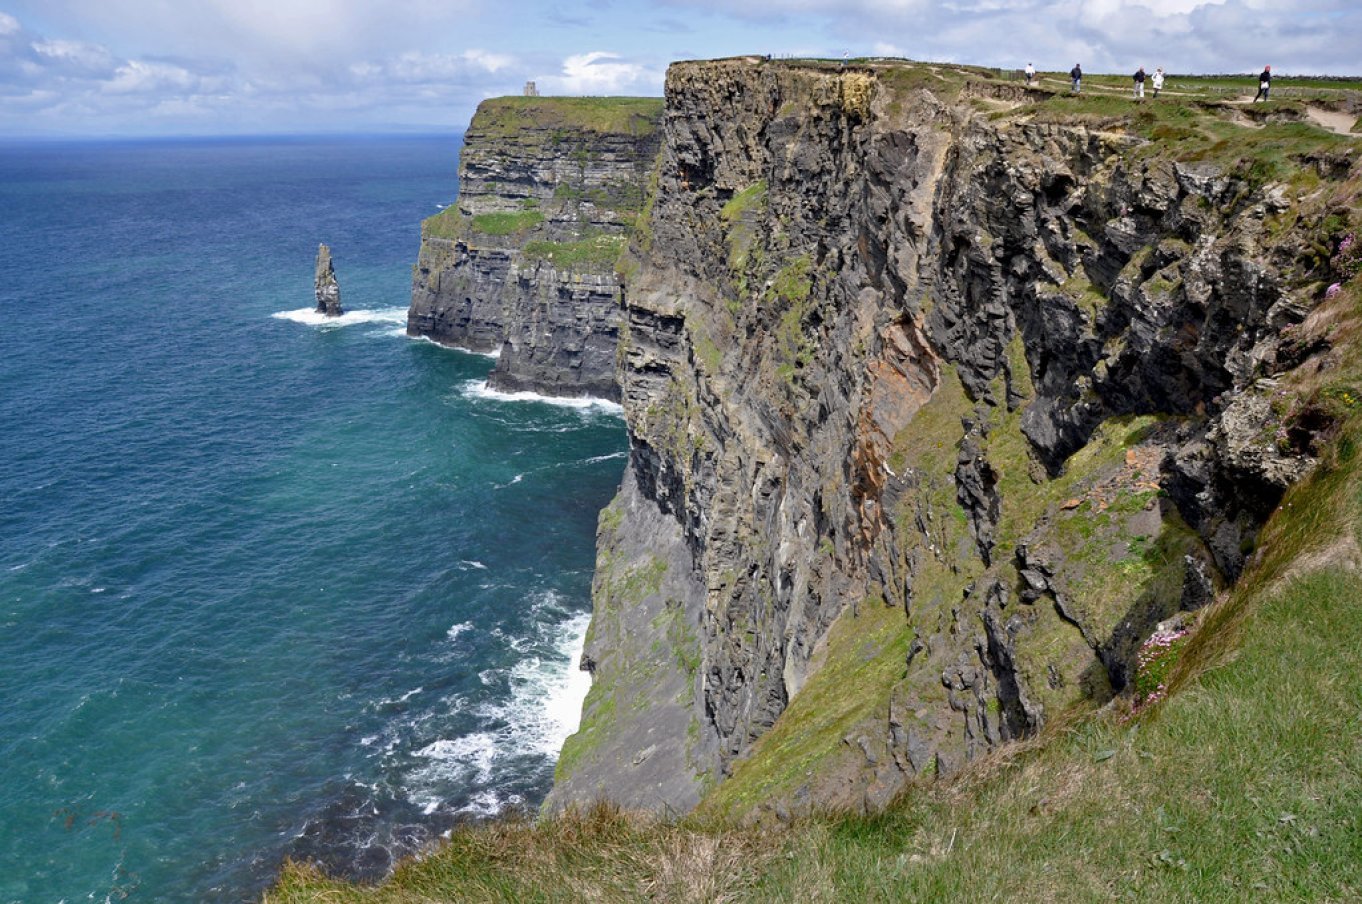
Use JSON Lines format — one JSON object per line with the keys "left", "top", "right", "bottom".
{"left": 1253, "top": 65, "right": 1271, "bottom": 101}
{"left": 1133, "top": 66, "right": 1146, "bottom": 99}
{"left": 1071, "top": 63, "right": 1082, "bottom": 93}
{"left": 1025, "top": 62, "right": 1036, "bottom": 86}
{"left": 1152, "top": 67, "right": 1165, "bottom": 97}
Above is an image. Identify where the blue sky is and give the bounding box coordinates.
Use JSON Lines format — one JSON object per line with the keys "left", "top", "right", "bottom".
{"left": 2, "top": 0, "right": 1359, "bottom": 137}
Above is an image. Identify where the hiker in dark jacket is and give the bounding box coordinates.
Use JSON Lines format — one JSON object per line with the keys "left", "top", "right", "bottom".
{"left": 1253, "top": 65, "right": 1271, "bottom": 101}
{"left": 1071, "top": 64, "right": 1082, "bottom": 93}
{"left": 1133, "top": 66, "right": 1146, "bottom": 99}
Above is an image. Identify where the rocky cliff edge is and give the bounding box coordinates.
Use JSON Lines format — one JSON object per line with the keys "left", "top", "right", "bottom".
{"left": 408, "top": 96, "right": 664, "bottom": 400}
{"left": 546, "top": 57, "right": 1362, "bottom": 817}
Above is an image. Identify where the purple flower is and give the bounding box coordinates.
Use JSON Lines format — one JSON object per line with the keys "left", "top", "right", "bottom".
{"left": 1326, "top": 283, "right": 1343, "bottom": 299}
{"left": 1341, "top": 234, "right": 1355, "bottom": 254}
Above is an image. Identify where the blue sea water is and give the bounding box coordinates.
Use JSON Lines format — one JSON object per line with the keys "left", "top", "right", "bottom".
{"left": 0, "top": 136, "right": 626, "bottom": 902}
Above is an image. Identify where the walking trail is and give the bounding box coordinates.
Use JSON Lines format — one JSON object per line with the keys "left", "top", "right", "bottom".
{"left": 1304, "top": 106, "right": 1357, "bottom": 137}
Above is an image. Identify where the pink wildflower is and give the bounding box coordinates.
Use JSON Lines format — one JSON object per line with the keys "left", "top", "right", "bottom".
{"left": 1326, "top": 283, "right": 1343, "bottom": 299}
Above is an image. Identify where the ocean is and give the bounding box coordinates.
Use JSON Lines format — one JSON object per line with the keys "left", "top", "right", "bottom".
{"left": 0, "top": 136, "right": 626, "bottom": 901}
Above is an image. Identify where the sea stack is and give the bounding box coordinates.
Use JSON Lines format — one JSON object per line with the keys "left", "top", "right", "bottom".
{"left": 314, "top": 243, "right": 343, "bottom": 317}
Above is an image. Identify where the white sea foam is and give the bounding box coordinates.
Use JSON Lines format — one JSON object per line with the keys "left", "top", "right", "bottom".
{"left": 456, "top": 561, "right": 487, "bottom": 571}
{"left": 460, "top": 380, "right": 623, "bottom": 413}
{"left": 415, "top": 732, "right": 497, "bottom": 783}
{"left": 524, "top": 610, "right": 593, "bottom": 757}
{"left": 472, "top": 600, "right": 592, "bottom": 758}
{"left": 272, "top": 306, "right": 409, "bottom": 328}
{"left": 400, "top": 595, "right": 592, "bottom": 816}
{"left": 409, "top": 333, "right": 501, "bottom": 358}
{"left": 446, "top": 621, "right": 474, "bottom": 641}
{"left": 458, "top": 790, "right": 506, "bottom": 818}
{"left": 584, "top": 452, "right": 627, "bottom": 464}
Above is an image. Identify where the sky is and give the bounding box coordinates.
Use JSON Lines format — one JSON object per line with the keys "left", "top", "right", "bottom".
{"left": 1, "top": 0, "right": 1359, "bottom": 137}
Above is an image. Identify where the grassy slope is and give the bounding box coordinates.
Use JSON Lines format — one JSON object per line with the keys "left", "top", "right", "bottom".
{"left": 270, "top": 66, "right": 1362, "bottom": 902}
{"left": 470, "top": 96, "right": 665, "bottom": 139}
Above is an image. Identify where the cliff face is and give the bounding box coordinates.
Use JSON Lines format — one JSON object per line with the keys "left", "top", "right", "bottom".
{"left": 409, "top": 97, "right": 664, "bottom": 399}
{"left": 550, "top": 58, "right": 1358, "bottom": 815}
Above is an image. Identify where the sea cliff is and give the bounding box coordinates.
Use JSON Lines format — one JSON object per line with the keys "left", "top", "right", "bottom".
{"left": 408, "top": 96, "right": 664, "bottom": 399}
{"left": 547, "top": 57, "right": 1360, "bottom": 817}
{"left": 278, "top": 58, "right": 1362, "bottom": 901}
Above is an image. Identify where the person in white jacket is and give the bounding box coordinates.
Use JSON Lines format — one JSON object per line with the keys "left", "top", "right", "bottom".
{"left": 1152, "top": 68, "right": 1165, "bottom": 97}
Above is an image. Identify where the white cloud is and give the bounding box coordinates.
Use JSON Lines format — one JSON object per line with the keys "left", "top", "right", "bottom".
{"left": 102, "top": 60, "right": 199, "bottom": 94}
{"left": 463, "top": 49, "right": 514, "bottom": 73}
{"left": 665, "top": 0, "right": 1362, "bottom": 75}
{"left": 14, "top": 0, "right": 481, "bottom": 69}
{"left": 539, "top": 51, "right": 663, "bottom": 95}
{"left": 31, "top": 38, "right": 117, "bottom": 74}
{"left": 662, "top": 0, "right": 927, "bottom": 21}
{"left": 0, "top": 12, "right": 20, "bottom": 35}
{"left": 381, "top": 49, "right": 517, "bottom": 81}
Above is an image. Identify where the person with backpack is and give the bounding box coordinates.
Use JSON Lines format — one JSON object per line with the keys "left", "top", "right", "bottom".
{"left": 1253, "top": 65, "right": 1271, "bottom": 101}
{"left": 1071, "top": 63, "right": 1082, "bottom": 93}
{"left": 1133, "top": 66, "right": 1146, "bottom": 99}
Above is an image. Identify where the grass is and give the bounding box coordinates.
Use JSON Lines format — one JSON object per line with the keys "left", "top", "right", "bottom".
{"left": 470, "top": 210, "right": 545, "bottom": 236}
{"left": 720, "top": 181, "right": 768, "bottom": 303}
{"left": 421, "top": 205, "right": 465, "bottom": 241}
{"left": 267, "top": 801, "right": 781, "bottom": 904}
{"left": 471, "top": 96, "right": 665, "bottom": 140}
{"left": 522, "top": 235, "right": 626, "bottom": 270}
{"left": 699, "top": 596, "right": 916, "bottom": 816}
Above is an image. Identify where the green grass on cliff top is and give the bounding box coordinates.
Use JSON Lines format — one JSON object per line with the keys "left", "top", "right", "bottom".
{"left": 471, "top": 96, "right": 664, "bottom": 138}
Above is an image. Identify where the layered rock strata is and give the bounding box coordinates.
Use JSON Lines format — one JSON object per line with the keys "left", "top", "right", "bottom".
{"left": 315, "top": 243, "right": 343, "bottom": 317}
{"left": 549, "top": 57, "right": 1357, "bottom": 815}
{"left": 408, "top": 97, "right": 664, "bottom": 399}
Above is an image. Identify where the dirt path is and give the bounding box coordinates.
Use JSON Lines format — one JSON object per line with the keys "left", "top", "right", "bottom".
{"left": 1305, "top": 106, "right": 1357, "bottom": 136}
